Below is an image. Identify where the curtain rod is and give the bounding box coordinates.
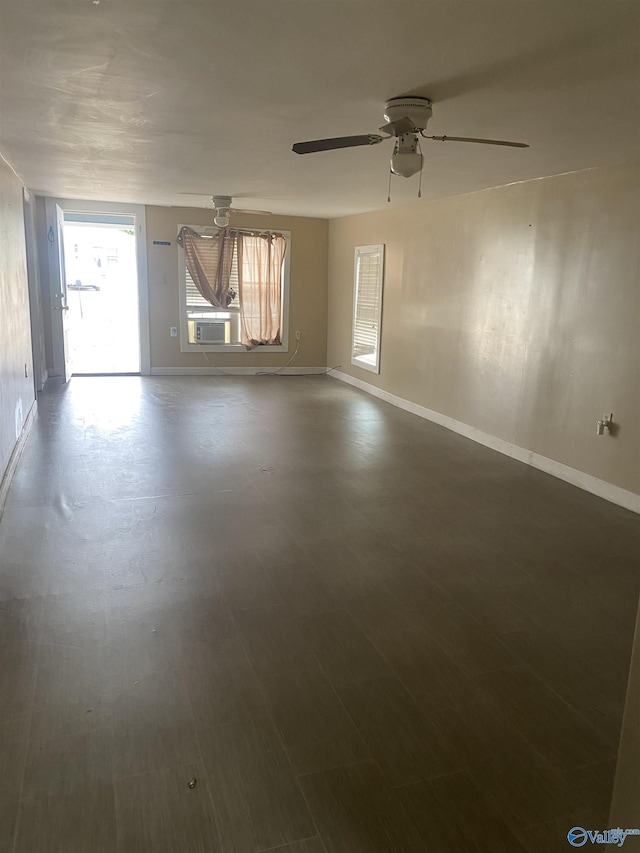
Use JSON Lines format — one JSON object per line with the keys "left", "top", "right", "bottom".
{"left": 192, "top": 226, "right": 285, "bottom": 238}
{"left": 227, "top": 228, "right": 285, "bottom": 238}
{"left": 177, "top": 225, "right": 286, "bottom": 241}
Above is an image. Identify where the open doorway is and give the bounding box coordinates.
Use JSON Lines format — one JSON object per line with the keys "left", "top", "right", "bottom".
{"left": 62, "top": 213, "right": 141, "bottom": 374}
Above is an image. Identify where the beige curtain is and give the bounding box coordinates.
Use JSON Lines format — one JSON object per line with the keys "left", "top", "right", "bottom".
{"left": 237, "top": 233, "right": 286, "bottom": 348}
{"left": 176, "top": 226, "right": 235, "bottom": 309}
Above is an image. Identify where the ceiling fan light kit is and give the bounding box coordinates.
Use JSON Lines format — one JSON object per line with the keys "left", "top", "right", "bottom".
{"left": 291, "top": 95, "right": 529, "bottom": 199}
{"left": 212, "top": 195, "right": 232, "bottom": 226}
{"left": 390, "top": 133, "right": 423, "bottom": 178}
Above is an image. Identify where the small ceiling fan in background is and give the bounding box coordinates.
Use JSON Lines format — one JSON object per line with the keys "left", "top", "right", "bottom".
{"left": 292, "top": 97, "right": 529, "bottom": 193}
{"left": 209, "top": 196, "right": 273, "bottom": 227}
{"left": 179, "top": 195, "right": 273, "bottom": 226}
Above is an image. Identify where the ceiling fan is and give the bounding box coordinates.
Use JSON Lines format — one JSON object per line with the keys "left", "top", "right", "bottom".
{"left": 292, "top": 97, "right": 529, "bottom": 183}
{"left": 208, "top": 196, "right": 273, "bottom": 227}
{"left": 179, "top": 195, "right": 273, "bottom": 226}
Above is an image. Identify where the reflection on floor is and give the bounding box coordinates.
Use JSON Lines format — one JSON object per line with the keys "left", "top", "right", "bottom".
{"left": 1, "top": 376, "right": 638, "bottom": 852}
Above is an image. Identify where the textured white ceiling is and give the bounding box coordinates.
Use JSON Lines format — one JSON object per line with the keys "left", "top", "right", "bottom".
{"left": 0, "top": 0, "right": 638, "bottom": 217}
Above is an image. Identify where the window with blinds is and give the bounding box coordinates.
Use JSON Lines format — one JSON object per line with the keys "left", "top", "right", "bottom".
{"left": 183, "top": 234, "right": 241, "bottom": 344}
{"left": 351, "top": 244, "right": 384, "bottom": 373}
{"left": 185, "top": 258, "right": 240, "bottom": 310}
{"left": 178, "top": 224, "right": 290, "bottom": 351}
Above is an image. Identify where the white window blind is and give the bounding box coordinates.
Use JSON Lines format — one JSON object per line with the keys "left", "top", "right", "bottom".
{"left": 185, "top": 254, "right": 240, "bottom": 310}
{"left": 351, "top": 244, "right": 384, "bottom": 373}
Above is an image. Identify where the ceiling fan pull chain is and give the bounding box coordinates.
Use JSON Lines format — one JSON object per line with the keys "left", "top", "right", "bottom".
{"left": 417, "top": 139, "right": 423, "bottom": 198}
{"left": 387, "top": 168, "right": 392, "bottom": 203}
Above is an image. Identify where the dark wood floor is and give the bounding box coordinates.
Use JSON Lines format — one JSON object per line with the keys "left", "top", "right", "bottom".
{"left": 0, "top": 376, "right": 638, "bottom": 852}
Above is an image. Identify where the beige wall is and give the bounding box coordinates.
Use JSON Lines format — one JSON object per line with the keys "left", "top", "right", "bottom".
{"left": 328, "top": 162, "right": 640, "bottom": 495}
{"left": 145, "top": 206, "right": 328, "bottom": 370}
{"left": 0, "top": 158, "right": 35, "bottom": 484}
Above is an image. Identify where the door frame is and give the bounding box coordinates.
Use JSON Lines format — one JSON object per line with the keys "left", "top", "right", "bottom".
{"left": 44, "top": 199, "right": 72, "bottom": 381}
{"left": 44, "top": 197, "right": 150, "bottom": 375}
{"left": 22, "top": 188, "right": 45, "bottom": 392}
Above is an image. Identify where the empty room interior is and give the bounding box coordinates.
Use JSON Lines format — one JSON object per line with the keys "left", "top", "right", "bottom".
{"left": 0, "top": 2, "right": 639, "bottom": 852}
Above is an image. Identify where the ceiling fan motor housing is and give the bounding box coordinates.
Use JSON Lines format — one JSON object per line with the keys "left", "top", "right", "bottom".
{"left": 212, "top": 195, "right": 232, "bottom": 210}
{"left": 384, "top": 97, "right": 432, "bottom": 131}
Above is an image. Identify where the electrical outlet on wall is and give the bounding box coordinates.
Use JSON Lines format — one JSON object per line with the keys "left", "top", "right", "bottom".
{"left": 295, "top": 330, "right": 301, "bottom": 341}
{"left": 170, "top": 327, "right": 178, "bottom": 337}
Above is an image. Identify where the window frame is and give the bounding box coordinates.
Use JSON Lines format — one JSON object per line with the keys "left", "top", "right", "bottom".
{"left": 351, "top": 243, "right": 385, "bottom": 374}
{"left": 178, "top": 225, "right": 291, "bottom": 353}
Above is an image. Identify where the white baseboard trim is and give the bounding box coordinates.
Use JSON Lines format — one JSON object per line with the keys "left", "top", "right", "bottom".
{"left": 151, "top": 366, "right": 329, "bottom": 376}
{"left": 332, "top": 370, "right": 640, "bottom": 514}
{"left": 0, "top": 399, "right": 37, "bottom": 519}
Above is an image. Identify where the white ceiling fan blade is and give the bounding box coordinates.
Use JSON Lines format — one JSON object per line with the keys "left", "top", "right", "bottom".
{"left": 424, "top": 134, "right": 529, "bottom": 148}
{"left": 232, "top": 207, "right": 273, "bottom": 216}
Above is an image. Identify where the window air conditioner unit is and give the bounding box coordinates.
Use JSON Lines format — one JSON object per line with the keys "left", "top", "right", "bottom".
{"left": 194, "top": 319, "right": 231, "bottom": 344}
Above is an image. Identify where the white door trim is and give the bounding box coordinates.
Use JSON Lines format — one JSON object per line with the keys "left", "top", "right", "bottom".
{"left": 22, "top": 188, "right": 44, "bottom": 392}
{"left": 46, "top": 198, "right": 151, "bottom": 375}
{"left": 44, "top": 198, "right": 70, "bottom": 380}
